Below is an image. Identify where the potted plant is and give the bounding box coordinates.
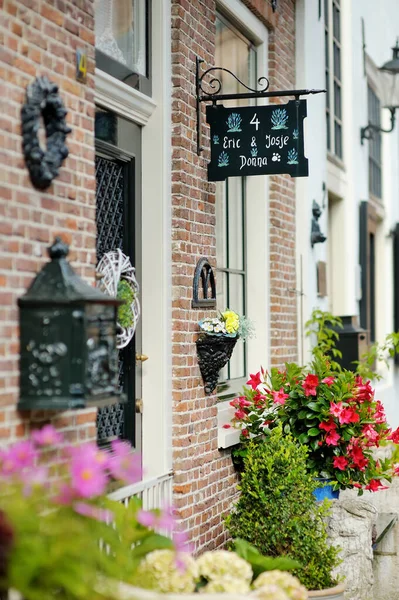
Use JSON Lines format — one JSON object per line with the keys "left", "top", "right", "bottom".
{"left": 226, "top": 312, "right": 399, "bottom": 495}
{"left": 225, "top": 426, "right": 344, "bottom": 599}
{"left": 196, "top": 310, "right": 253, "bottom": 394}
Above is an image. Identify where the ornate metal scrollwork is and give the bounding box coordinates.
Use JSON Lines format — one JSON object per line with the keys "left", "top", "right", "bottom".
{"left": 21, "top": 76, "right": 71, "bottom": 190}
{"left": 196, "top": 335, "right": 238, "bottom": 395}
{"left": 198, "top": 65, "right": 270, "bottom": 100}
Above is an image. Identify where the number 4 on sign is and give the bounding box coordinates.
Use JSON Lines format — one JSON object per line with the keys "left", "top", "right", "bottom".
{"left": 250, "top": 113, "right": 260, "bottom": 131}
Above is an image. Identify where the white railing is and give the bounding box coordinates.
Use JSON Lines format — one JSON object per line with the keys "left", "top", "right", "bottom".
{"left": 108, "top": 472, "right": 174, "bottom": 509}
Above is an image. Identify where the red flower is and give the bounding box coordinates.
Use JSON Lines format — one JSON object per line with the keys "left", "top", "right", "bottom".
{"left": 350, "top": 444, "right": 369, "bottom": 471}
{"left": 365, "top": 479, "right": 389, "bottom": 492}
{"left": 242, "top": 429, "right": 249, "bottom": 438}
{"left": 222, "top": 424, "right": 231, "bottom": 429}
{"left": 247, "top": 372, "right": 262, "bottom": 390}
{"left": 394, "top": 463, "right": 399, "bottom": 475}
{"left": 362, "top": 424, "right": 379, "bottom": 444}
{"left": 303, "top": 374, "right": 319, "bottom": 397}
{"left": 238, "top": 397, "right": 252, "bottom": 408}
{"left": 234, "top": 410, "right": 246, "bottom": 420}
{"left": 354, "top": 377, "right": 374, "bottom": 402}
{"left": 319, "top": 420, "right": 337, "bottom": 432}
{"left": 272, "top": 387, "right": 289, "bottom": 405}
{"left": 330, "top": 402, "right": 343, "bottom": 418}
{"left": 374, "top": 400, "right": 387, "bottom": 424}
{"left": 326, "top": 430, "right": 340, "bottom": 446}
{"left": 333, "top": 456, "right": 348, "bottom": 471}
{"left": 322, "top": 376, "right": 335, "bottom": 386}
{"left": 338, "top": 407, "right": 360, "bottom": 425}
{"left": 388, "top": 427, "right": 399, "bottom": 444}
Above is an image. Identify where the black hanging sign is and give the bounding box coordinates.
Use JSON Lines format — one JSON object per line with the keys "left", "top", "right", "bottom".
{"left": 206, "top": 99, "right": 308, "bottom": 182}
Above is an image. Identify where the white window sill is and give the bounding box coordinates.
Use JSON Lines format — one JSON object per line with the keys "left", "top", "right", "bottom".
{"left": 217, "top": 400, "right": 240, "bottom": 448}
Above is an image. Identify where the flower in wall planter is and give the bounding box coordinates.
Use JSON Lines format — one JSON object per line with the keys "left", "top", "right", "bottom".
{"left": 196, "top": 310, "right": 254, "bottom": 395}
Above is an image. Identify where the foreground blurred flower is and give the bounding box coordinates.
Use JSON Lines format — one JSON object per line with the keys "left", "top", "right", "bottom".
{"left": 108, "top": 439, "right": 142, "bottom": 483}
{"left": 253, "top": 571, "right": 308, "bottom": 600}
{"left": 196, "top": 549, "right": 253, "bottom": 584}
{"left": 251, "top": 584, "right": 290, "bottom": 600}
{"left": 133, "top": 549, "right": 198, "bottom": 593}
{"left": 32, "top": 425, "right": 63, "bottom": 447}
{"left": 199, "top": 577, "right": 250, "bottom": 594}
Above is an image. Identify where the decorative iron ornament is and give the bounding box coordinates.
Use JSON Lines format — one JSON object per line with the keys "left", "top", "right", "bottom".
{"left": 196, "top": 57, "right": 326, "bottom": 155}
{"left": 192, "top": 257, "right": 216, "bottom": 309}
{"left": 271, "top": 0, "right": 277, "bottom": 12}
{"left": 196, "top": 336, "right": 238, "bottom": 395}
{"left": 21, "top": 76, "right": 71, "bottom": 189}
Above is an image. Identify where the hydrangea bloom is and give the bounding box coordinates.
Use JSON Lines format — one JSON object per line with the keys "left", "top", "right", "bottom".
{"left": 199, "top": 576, "right": 250, "bottom": 594}
{"left": 250, "top": 584, "right": 290, "bottom": 600}
{"left": 133, "top": 549, "right": 198, "bottom": 593}
{"left": 196, "top": 549, "right": 253, "bottom": 584}
{"left": 253, "top": 571, "right": 308, "bottom": 600}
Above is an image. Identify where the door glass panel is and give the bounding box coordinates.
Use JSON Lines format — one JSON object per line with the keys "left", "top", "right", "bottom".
{"left": 227, "top": 178, "right": 244, "bottom": 271}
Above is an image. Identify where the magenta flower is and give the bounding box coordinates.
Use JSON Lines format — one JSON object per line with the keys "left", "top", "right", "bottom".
{"left": 54, "top": 484, "right": 76, "bottom": 505}
{"left": 70, "top": 445, "right": 108, "bottom": 499}
{"left": 23, "top": 466, "right": 48, "bottom": 496}
{"left": 73, "top": 502, "right": 113, "bottom": 523}
{"left": 1, "top": 441, "right": 38, "bottom": 474}
{"left": 32, "top": 425, "right": 63, "bottom": 447}
{"left": 108, "top": 440, "right": 142, "bottom": 483}
{"left": 272, "top": 388, "right": 289, "bottom": 405}
{"left": 137, "top": 510, "right": 157, "bottom": 528}
{"left": 322, "top": 376, "right": 335, "bottom": 386}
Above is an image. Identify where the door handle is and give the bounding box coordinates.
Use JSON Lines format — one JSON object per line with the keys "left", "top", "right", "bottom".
{"left": 135, "top": 398, "right": 143, "bottom": 414}
{"left": 136, "top": 353, "right": 149, "bottom": 362}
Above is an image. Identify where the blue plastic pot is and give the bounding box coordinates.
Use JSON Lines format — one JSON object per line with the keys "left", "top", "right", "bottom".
{"left": 313, "top": 478, "right": 339, "bottom": 501}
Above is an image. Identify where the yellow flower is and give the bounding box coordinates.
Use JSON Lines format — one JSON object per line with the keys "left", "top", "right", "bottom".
{"left": 222, "top": 310, "right": 240, "bottom": 334}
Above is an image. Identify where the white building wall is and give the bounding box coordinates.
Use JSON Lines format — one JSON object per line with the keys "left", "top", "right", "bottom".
{"left": 296, "top": 0, "right": 399, "bottom": 426}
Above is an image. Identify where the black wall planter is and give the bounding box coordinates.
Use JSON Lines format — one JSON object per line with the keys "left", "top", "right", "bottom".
{"left": 196, "top": 335, "right": 238, "bottom": 395}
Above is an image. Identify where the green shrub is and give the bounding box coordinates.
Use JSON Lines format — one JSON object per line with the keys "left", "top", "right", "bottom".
{"left": 225, "top": 427, "right": 341, "bottom": 591}
{"left": 117, "top": 279, "right": 135, "bottom": 328}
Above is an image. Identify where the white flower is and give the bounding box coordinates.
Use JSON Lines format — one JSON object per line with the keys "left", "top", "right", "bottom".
{"left": 199, "top": 577, "right": 251, "bottom": 594}
{"left": 253, "top": 571, "right": 308, "bottom": 600}
{"left": 196, "top": 550, "right": 253, "bottom": 584}
{"left": 250, "top": 584, "right": 291, "bottom": 600}
{"left": 134, "top": 550, "right": 198, "bottom": 593}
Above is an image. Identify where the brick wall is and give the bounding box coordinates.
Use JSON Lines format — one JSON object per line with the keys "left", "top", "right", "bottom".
{"left": 0, "top": 0, "right": 97, "bottom": 444}
{"left": 171, "top": 0, "right": 297, "bottom": 552}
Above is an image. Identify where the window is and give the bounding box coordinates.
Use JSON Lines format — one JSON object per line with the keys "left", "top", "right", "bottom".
{"left": 215, "top": 14, "right": 256, "bottom": 391}
{"left": 95, "top": 0, "right": 150, "bottom": 93}
{"left": 324, "top": 0, "right": 342, "bottom": 159}
{"left": 368, "top": 86, "right": 382, "bottom": 198}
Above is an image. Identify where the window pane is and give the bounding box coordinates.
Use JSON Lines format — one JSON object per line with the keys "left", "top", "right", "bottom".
{"left": 95, "top": 0, "right": 147, "bottom": 76}
{"left": 326, "top": 113, "right": 331, "bottom": 150}
{"left": 216, "top": 182, "right": 227, "bottom": 269}
{"left": 333, "top": 3, "right": 340, "bottom": 41}
{"left": 324, "top": 0, "right": 329, "bottom": 26}
{"left": 227, "top": 178, "right": 244, "bottom": 271}
{"left": 227, "top": 274, "right": 245, "bottom": 379}
{"left": 333, "top": 43, "right": 341, "bottom": 80}
{"left": 334, "top": 121, "right": 342, "bottom": 158}
{"left": 334, "top": 82, "right": 341, "bottom": 119}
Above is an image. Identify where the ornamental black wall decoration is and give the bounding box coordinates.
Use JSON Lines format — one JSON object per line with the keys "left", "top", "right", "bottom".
{"left": 21, "top": 76, "right": 72, "bottom": 190}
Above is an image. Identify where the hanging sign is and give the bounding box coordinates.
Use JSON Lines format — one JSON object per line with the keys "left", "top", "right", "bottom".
{"left": 206, "top": 99, "right": 308, "bottom": 181}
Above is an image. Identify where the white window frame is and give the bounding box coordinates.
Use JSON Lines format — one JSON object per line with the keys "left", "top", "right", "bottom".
{"left": 216, "top": 0, "right": 270, "bottom": 448}
{"left": 325, "top": 0, "right": 343, "bottom": 162}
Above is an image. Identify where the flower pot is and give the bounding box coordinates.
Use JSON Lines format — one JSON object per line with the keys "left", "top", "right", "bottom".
{"left": 196, "top": 335, "right": 238, "bottom": 394}
{"left": 313, "top": 478, "right": 339, "bottom": 501}
{"left": 308, "top": 583, "right": 345, "bottom": 599}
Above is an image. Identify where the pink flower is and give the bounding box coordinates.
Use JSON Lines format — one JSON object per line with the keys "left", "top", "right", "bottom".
{"left": 70, "top": 445, "right": 108, "bottom": 499}
{"left": 1, "top": 441, "right": 38, "bottom": 474}
{"left": 374, "top": 400, "right": 387, "bottom": 424}
{"left": 394, "top": 463, "right": 399, "bottom": 475}
{"left": 325, "top": 430, "right": 340, "bottom": 446}
{"left": 173, "top": 530, "right": 192, "bottom": 554}
{"left": 388, "top": 427, "right": 399, "bottom": 444}
{"left": 23, "top": 466, "right": 48, "bottom": 496}
{"left": 362, "top": 424, "right": 379, "bottom": 444}
{"left": 303, "top": 374, "right": 319, "bottom": 396}
{"left": 247, "top": 372, "right": 262, "bottom": 390}
{"left": 234, "top": 410, "right": 247, "bottom": 420}
{"left": 338, "top": 407, "right": 360, "bottom": 425}
{"left": 330, "top": 402, "right": 343, "bottom": 418}
{"left": 137, "top": 509, "right": 157, "bottom": 528}
{"left": 32, "top": 425, "right": 63, "bottom": 447}
{"left": 55, "top": 484, "right": 76, "bottom": 505}
{"left": 322, "top": 377, "right": 335, "bottom": 386}
{"left": 238, "top": 397, "right": 252, "bottom": 408}
{"left": 272, "top": 388, "right": 289, "bottom": 405}
{"left": 333, "top": 456, "right": 348, "bottom": 471}
{"left": 108, "top": 440, "right": 142, "bottom": 484}
{"left": 365, "top": 479, "right": 389, "bottom": 492}
{"left": 355, "top": 378, "right": 374, "bottom": 402}
{"left": 74, "top": 502, "right": 113, "bottom": 522}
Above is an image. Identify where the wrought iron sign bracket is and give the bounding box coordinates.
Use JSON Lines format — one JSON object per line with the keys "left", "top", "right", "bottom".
{"left": 196, "top": 57, "right": 326, "bottom": 155}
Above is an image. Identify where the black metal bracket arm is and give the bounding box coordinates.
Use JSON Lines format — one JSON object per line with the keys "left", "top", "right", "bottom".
{"left": 196, "top": 56, "right": 326, "bottom": 155}
{"left": 360, "top": 107, "right": 396, "bottom": 144}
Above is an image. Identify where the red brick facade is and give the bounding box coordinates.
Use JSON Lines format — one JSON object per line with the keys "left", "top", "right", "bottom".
{"left": 0, "top": 0, "right": 297, "bottom": 552}
{"left": 0, "top": 0, "right": 97, "bottom": 442}
{"left": 171, "top": 0, "right": 297, "bottom": 552}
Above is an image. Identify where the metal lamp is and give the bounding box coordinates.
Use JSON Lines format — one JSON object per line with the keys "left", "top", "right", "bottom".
{"left": 361, "top": 40, "right": 399, "bottom": 144}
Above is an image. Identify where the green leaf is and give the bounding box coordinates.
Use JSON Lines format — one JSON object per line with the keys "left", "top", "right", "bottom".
{"left": 298, "top": 433, "right": 309, "bottom": 444}
{"left": 308, "top": 428, "right": 320, "bottom": 436}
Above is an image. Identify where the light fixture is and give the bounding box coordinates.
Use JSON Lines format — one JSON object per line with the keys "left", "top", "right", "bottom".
{"left": 361, "top": 40, "right": 399, "bottom": 144}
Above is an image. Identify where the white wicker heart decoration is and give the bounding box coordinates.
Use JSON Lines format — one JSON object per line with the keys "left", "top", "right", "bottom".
{"left": 96, "top": 249, "right": 140, "bottom": 349}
